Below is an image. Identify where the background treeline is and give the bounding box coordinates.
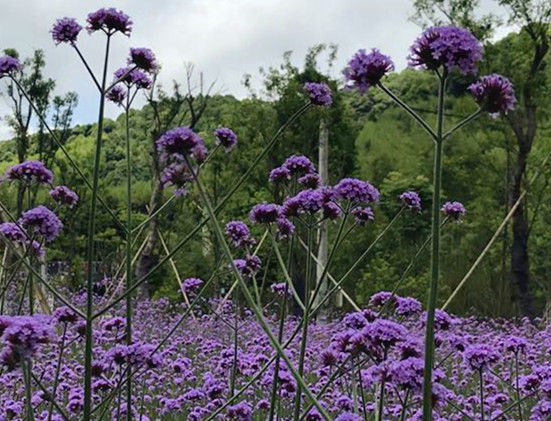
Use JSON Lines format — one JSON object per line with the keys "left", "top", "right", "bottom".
{"left": 1, "top": 1, "right": 550, "bottom": 318}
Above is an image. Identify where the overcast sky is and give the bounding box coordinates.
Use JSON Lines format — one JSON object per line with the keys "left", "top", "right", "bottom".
{"left": 0, "top": 0, "right": 512, "bottom": 140}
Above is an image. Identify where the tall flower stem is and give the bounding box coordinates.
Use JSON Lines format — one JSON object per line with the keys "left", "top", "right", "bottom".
{"left": 268, "top": 296, "right": 287, "bottom": 421}
{"left": 124, "top": 91, "right": 133, "bottom": 421}
{"left": 293, "top": 226, "right": 313, "bottom": 420}
{"left": 479, "top": 368, "right": 485, "bottom": 421}
{"left": 83, "top": 34, "right": 111, "bottom": 420}
{"left": 422, "top": 71, "right": 447, "bottom": 421}
{"left": 23, "top": 360, "right": 35, "bottom": 421}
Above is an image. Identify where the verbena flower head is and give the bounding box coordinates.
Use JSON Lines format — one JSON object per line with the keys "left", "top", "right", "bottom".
{"left": 213, "top": 127, "right": 238, "bottom": 152}
{"left": 352, "top": 206, "right": 374, "bottom": 225}
{"left": 400, "top": 191, "right": 422, "bottom": 211}
{"left": 335, "top": 413, "right": 362, "bottom": 421}
{"left": 463, "top": 344, "right": 500, "bottom": 370}
{"left": 106, "top": 85, "right": 126, "bottom": 106}
{"left": 49, "top": 186, "right": 79, "bottom": 208}
{"left": 270, "top": 282, "right": 291, "bottom": 298}
{"left": 334, "top": 178, "right": 380, "bottom": 205}
{"left": 0, "top": 315, "right": 54, "bottom": 368}
{"left": 51, "top": 17, "right": 82, "bottom": 44}
{"left": 269, "top": 166, "right": 291, "bottom": 183}
{"left": 160, "top": 163, "right": 193, "bottom": 196}
{"left": 303, "top": 82, "right": 332, "bottom": 106}
{"left": 282, "top": 155, "right": 316, "bottom": 176}
{"left": 156, "top": 127, "right": 203, "bottom": 157}
{"left": 283, "top": 189, "right": 324, "bottom": 216}
{"left": 182, "top": 278, "right": 203, "bottom": 294}
{"left": 225, "top": 221, "right": 255, "bottom": 248}
{"left": 53, "top": 306, "right": 78, "bottom": 324}
{"left": 343, "top": 48, "right": 394, "bottom": 93}
{"left": 128, "top": 47, "right": 157, "bottom": 73}
{"left": 19, "top": 205, "right": 63, "bottom": 243}
{"left": 86, "top": 8, "right": 132, "bottom": 35}
{"left": 469, "top": 74, "right": 516, "bottom": 115}
{"left": 113, "top": 67, "right": 152, "bottom": 89}
{"left": 0, "top": 222, "right": 27, "bottom": 243}
{"left": 5, "top": 160, "right": 53, "bottom": 184}
{"left": 275, "top": 216, "right": 295, "bottom": 240}
{"left": 298, "top": 173, "right": 321, "bottom": 189}
{"left": 249, "top": 203, "right": 280, "bottom": 224}
{"left": 408, "top": 26, "right": 483, "bottom": 75}
{"left": 441, "top": 201, "right": 466, "bottom": 220}
{"left": 0, "top": 55, "right": 21, "bottom": 77}
{"left": 233, "top": 255, "right": 261, "bottom": 278}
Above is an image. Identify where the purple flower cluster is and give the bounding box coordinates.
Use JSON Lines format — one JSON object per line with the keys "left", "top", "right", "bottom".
{"left": 400, "top": 191, "right": 422, "bottom": 211}
{"left": 233, "top": 255, "right": 261, "bottom": 278}
{"left": 463, "top": 344, "right": 500, "bottom": 370}
{"left": 160, "top": 163, "right": 194, "bottom": 196}
{"left": 469, "top": 74, "right": 517, "bottom": 115}
{"left": 270, "top": 282, "right": 292, "bottom": 298}
{"left": 51, "top": 17, "right": 82, "bottom": 44}
{"left": 408, "top": 26, "right": 483, "bottom": 75}
{"left": 225, "top": 221, "right": 255, "bottom": 248}
{"left": 86, "top": 8, "right": 132, "bottom": 35}
{"left": 106, "top": 85, "right": 127, "bottom": 106}
{"left": 19, "top": 205, "right": 63, "bottom": 243}
{"left": 49, "top": 186, "right": 79, "bottom": 208}
{"left": 343, "top": 48, "right": 394, "bottom": 93}
{"left": 303, "top": 82, "right": 332, "bottom": 106}
{"left": 441, "top": 201, "right": 466, "bottom": 220}
{"left": 182, "top": 278, "right": 204, "bottom": 294}
{"left": 0, "top": 222, "right": 27, "bottom": 243}
{"left": 128, "top": 47, "right": 157, "bottom": 73}
{"left": 249, "top": 203, "right": 280, "bottom": 224}
{"left": 0, "top": 55, "right": 20, "bottom": 76}
{"left": 213, "top": 127, "right": 238, "bottom": 152}
{"left": 5, "top": 160, "right": 54, "bottom": 185}
{"left": 114, "top": 67, "right": 152, "bottom": 89}
{"left": 156, "top": 127, "right": 206, "bottom": 162}
{"left": 352, "top": 206, "right": 374, "bottom": 225}
{"left": 334, "top": 178, "right": 380, "bottom": 205}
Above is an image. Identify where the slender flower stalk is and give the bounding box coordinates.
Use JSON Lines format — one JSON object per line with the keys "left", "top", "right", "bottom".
{"left": 83, "top": 34, "right": 111, "bottom": 420}
{"left": 422, "top": 70, "right": 447, "bottom": 420}
{"left": 268, "top": 295, "right": 287, "bottom": 421}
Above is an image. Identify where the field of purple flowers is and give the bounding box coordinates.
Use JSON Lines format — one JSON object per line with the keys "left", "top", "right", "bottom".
{"left": 1, "top": 5, "right": 544, "bottom": 421}
{"left": 2, "top": 292, "right": 551, "bottom": 420}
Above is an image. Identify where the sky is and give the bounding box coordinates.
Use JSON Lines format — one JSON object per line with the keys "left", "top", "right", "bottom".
{"left": 0, "top": 0, "right": 513, "bottom": 140}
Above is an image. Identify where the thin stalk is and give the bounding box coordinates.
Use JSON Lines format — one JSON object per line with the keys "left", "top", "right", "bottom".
{"left": 229, "top": 303, "right": 239, "bottom": 396}
{"left": 376, "top": 379, "right": 386, "bottom": 421}
{"left": 515, "top": 352, "right": 524, "bottom": 421}
{"left": 480, "top": 368, "right": 485, "bottom": 421}
{"left": 400, "top": 390, "right": 410, "bottom": 421}
{"left": 23, "top": 360, "right": 35, "bottom": 421}
{"left": 124, "top": 91, "right": 133, "bottom": 421}
{"left": 188, "top": 158, "right": 332, "bottom": 420}
{"left": 422, "top": 72, "right": 446, "bottom": 421}
{"left": 47, "top": 324, "right": 67, "bottom": 421}
{"left": 84, "top": 34, "right": 111, "bottom": 420}
{"left": 442, "top": 109, "right": 482, "bottom": 140}
{"left": 293, "top": 227, "right": 313, "bottom": 420}
{"left": 268, "top": 296, "right": 287, "bottom": 421}
{"left": 378, "top": 82, "right": 437, "bottom": 141}
{"left": 72, "top": 44, "right": 102, "bottom": 92}
{"left": 131, "top": 195, "right": 175, "bottom": 234}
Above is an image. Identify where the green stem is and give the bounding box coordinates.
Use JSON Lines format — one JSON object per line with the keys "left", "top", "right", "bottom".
{"left": 124, "top": 92, "right": 133, "bottom": 421}
{"left": 442, "top": 109, "right": 482, "bottom": 140}
{"left": 515, "top": 352, "right": 524, "bottom": 421}
{"left": 23, "top": 360, "right": 35, "bottom": 421}
{"left": 268, "top": 296, "right": 287, "bottom": 421}
{"left": 84, "top": 34, "right": 111, "bottom": 420}
{"left": 422, "top": 72, "right": 446, "bottom": 421}
{"left": 47, "top": 324, "right": 67, "bottom": 421}
{"left": 376, "top": 379, "right": 386, "bottom": 421}
{"left": 480, "top": 368, "right": 485, "bottom": 421}
{"left": 293, "top": 227, "right": 313, "bottom": 420}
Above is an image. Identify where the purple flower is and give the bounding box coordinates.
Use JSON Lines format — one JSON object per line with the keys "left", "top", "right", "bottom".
{"left": 128, "top": 47, "right": 157, "bottom": 73}
{"left": 49, "top": 186, "right": 79, "bottom": 208}
{"left": 182, "top": 278, "right": 204, "bottom": 294}
{"left": 249, "top": 203, "right": 280, "bottom": 224}
{"left": 275, "top": 217, "right": 295, "bottom": 240}
{"left": 352, "top": 206, "right": 374, "bottom": 225}
{"left": 51, "top": 18, "right": 82, "bottom": 44}
{"left": 334, "top": 178, "right": 380, "bottom": 205}
{"left": 269, "top": 166, "right": 291, "bottom": 183}
{"left": 282, "top": 155, "right": 316, "bottom": 176}
{"left": 53, "top": 306, "right": 78, "bottom": 324}
{"left": 469, "top": 74, "right": 516, "bottom": 115}
{"left": 226, "top": 401, "right": 252, "bottom": 420}
{"left": 323, "top": 201, "right": 342, "bottom": 220}
{"left": 441, "top": 201, "right": 466, "bottom": 220}
{"left": 270, "top": 282, "right": 291, "bottom": 298}
{"left": 282, "top": 189, "right": 324, "bottom": 216}
{"left": 389, "top": 357, "right": 424, "bottom": 391}
{"left": 113, "top": 67, "right": 151, "bottom": 89}
{"left": 408, "top": 26, "right": 483, "bottom": 75}
{"left": 213, "top": 127, "right": 238, "bottom": 152}
{"left": 303, "top": 82, "right": 332, "bottom": 106}
{"left": 19, "top": 206, "right": 63, "bottom": 243}
{"left": 225, "top": 221, "right": 255, "bottom": 248}
{"left": 298, "top": 173, "right": 321, "bottom": 189}
{"left": 396, "top": 297, "right": 422, "bottom": 316}
{"left": 344, "top": 48, "right": 394, "bottom": 93}
{"left": 0, "top": 222, "right": 27, "bottom": 243}
{"left": 0, "top": 55, "right": 20, "bottom": 76}
{"left": 156, "top": 127, "right": 203, "bottom": 158}
{"left": 233, "top": 255, "right": 261, "bottom": 278}
{"left": 463, "top": 344, "right": 500, "bottom": 370}
{"left": 86, "top": 8, "right": 132, "bottom": 35}
{"left": 160, "top": 163, "right": 193, "bottom": 196}
{"left": 5, "top": 160, "right": 53, "bottom": 184}
{"left": 335, "top": 412, "right": 362, "bottom": 421}
{"left": 106, "top": 85, "right": 126, "bottom": 106}
{"left": 400, "top": 191, "right": 422, "bottom": 211}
